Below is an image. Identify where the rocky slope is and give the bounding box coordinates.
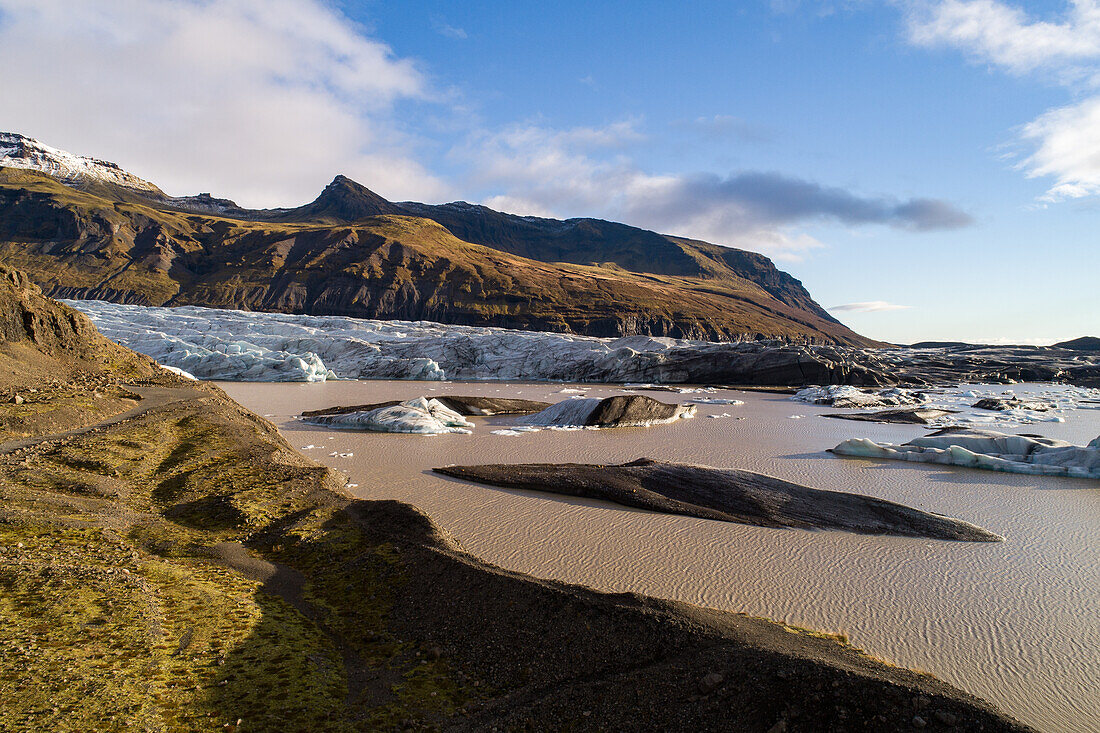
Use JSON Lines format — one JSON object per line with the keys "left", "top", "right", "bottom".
{"left": 0, "top": 263, "right": 1032, "bottom": 730}
{"left": 0, "top": 135, "right": 870, "bottom": 344}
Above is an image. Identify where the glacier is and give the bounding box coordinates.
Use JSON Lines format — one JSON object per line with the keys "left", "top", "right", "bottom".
{"left": 64, "top": 300, "right": 1100, "bottom": 389}
{"left": 831, "top": 430, "right": 1100, "bottom": 479}
{"left": 63, "top": 300, "right": 802, "bottom": 383}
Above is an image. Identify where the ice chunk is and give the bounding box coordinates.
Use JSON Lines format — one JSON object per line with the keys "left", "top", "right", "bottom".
{"left": 518, "top": 398, "right": 602, "bottom": 427}
{"left": 303, "top": 397, "right": 474, "bottom": 435}
{"left": 518, "top": 395, "right": 696, "bottom": 428}
{"left": 792, "top": 385, "right": 926, "bottom": 409}
{"left": 832, "top": 430, "right": 1100, "bottom": 479}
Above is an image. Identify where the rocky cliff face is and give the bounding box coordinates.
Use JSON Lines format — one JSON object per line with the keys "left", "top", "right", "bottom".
{"left": 0, "top": 137, "right": 872, "bottom": 345}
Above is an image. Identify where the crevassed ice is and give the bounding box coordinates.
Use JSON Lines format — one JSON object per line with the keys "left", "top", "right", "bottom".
{"left": 65, "top": 300, "right": 726, "bottom": 383}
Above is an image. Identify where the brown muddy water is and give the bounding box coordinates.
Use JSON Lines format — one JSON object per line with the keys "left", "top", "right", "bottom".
{"left": 221, "top": 380, "right": 1100, "bottom": 733}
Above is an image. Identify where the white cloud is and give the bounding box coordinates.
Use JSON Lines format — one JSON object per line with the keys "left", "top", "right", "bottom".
{"left": 458, "top": 121, "right": 969, "bottom": 260}
{"left": 980, "top": 336, "right": 1059, "bottom": 345}
{"left": 829, "top": 301, "right": 911, "bottom": 312}
{"left": 0, "top": 0, "right": 451, "bottom": 207}
{"left": 907, "top": 1, "right": 1100, "bottom": 201}
{"left": 1020, "top": 95, "right": 1100, "bottom": 199}
{"left": 908, "top": 0, "right": 1100, "bottom": 76}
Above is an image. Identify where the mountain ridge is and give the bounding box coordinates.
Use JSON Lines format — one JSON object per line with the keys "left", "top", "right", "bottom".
{"left": 0, "top": 134, "right": 873, "bottom": 345}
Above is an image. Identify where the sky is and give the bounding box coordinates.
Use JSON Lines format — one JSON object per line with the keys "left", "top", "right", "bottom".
{"left": 0, "top": 0, "right": 1096, "bottom": 344}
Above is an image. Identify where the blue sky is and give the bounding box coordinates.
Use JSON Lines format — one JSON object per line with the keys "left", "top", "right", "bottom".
{"left": 0, "top": 0, "right": 1096, "bottom": 343}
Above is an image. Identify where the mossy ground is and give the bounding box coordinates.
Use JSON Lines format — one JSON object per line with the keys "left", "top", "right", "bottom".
{"left": 0, "top": 389, "right": 470, "bottom": 731}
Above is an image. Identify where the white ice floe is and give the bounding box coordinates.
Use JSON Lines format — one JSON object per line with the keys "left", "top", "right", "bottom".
{"left": 793, "top": 385, "right": 927, "bottom": 409}
{"left": 302, "top": 397, "right": 473, "bottom": 435}
{"left": 689, "top": 398, "right": 745, "bottom": 405}
{"left": 832, "top": 430, "right": 1100, "bottom": 479}
{"left": 794, "top": 384, "right": 1099, "bottom": 429}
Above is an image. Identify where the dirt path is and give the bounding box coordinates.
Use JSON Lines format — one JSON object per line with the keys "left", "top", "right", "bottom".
{"left": 0, "top": 384, "right": 204, "bottom": 455}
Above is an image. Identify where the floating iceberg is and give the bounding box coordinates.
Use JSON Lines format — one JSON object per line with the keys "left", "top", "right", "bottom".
{"left": 302, "top": 397, "right": 474, "bottom": 435}
{"left": 795, "top": 384, "right": 1097, "bottom": 429}
{"left": 792, "top": 385, "right": 927, "bottom": 409}
{"left": 831, "top": 429, "right": 1100, "bottom": 479}
{"left": 518, "top": 395, "right": 696, "bottom": 428}
{"left": 519, "top": 399, "right": 605, "bottom": 427}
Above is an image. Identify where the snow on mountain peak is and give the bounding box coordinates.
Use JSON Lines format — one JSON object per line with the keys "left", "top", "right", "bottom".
{"left": 0, "top": 132, "right": 160, "bottom": 193}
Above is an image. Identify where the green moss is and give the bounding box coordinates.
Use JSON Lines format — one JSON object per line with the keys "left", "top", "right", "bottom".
{"left": 0, "top": 395, "right": 473, "bottom": 731}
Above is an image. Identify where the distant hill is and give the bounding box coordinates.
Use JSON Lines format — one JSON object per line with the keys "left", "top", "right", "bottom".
{"left": 0, "top": 133, "right": 873, "bottom": 345}
{"left": 907, "top": 341, "right": 974, "bottom": 349}
{"left": 1054, "top": 336, "right": 1100, "bottom": 351}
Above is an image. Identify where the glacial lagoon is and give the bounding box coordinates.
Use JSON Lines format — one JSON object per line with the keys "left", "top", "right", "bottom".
{"left": 223, "top": 380, "right": 1100, "bottom": 733}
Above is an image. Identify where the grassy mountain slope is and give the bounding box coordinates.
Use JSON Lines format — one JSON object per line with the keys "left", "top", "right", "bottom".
{"left": 0, "top": 265, "right": 1029, "bottom": 731}
{"left": 0, "top": 167, "right": 872, "bottom": 344}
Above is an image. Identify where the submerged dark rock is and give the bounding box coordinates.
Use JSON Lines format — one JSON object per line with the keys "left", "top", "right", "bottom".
{"left": 434, "top": 458, "right": 1002, "bottom": 541}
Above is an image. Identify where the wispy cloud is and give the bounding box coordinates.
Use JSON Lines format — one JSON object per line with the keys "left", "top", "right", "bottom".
{"left": 457, "top": 120, "right": 971, "bottom": 260}
{"left": 431, "top": 16, "right": 468, "bottom": 40}
{"left": 906, "top": 0, "right": 1100, "bottom": 202}
{"left": 671, "top": 114, "right": 773, "bottom": 143}
{"left": 0, "top": 0, "right": 450, "bottom": 207}
{"left": 829, "top": 301, "right": 911, "bottom": 312}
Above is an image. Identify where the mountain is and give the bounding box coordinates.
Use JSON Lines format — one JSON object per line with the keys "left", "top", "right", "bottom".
{"left": 0, "top": 133, "right": 873, "bottom": 345}
{"left": 0, "top": 132, "right": 162, "bottom": 194}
